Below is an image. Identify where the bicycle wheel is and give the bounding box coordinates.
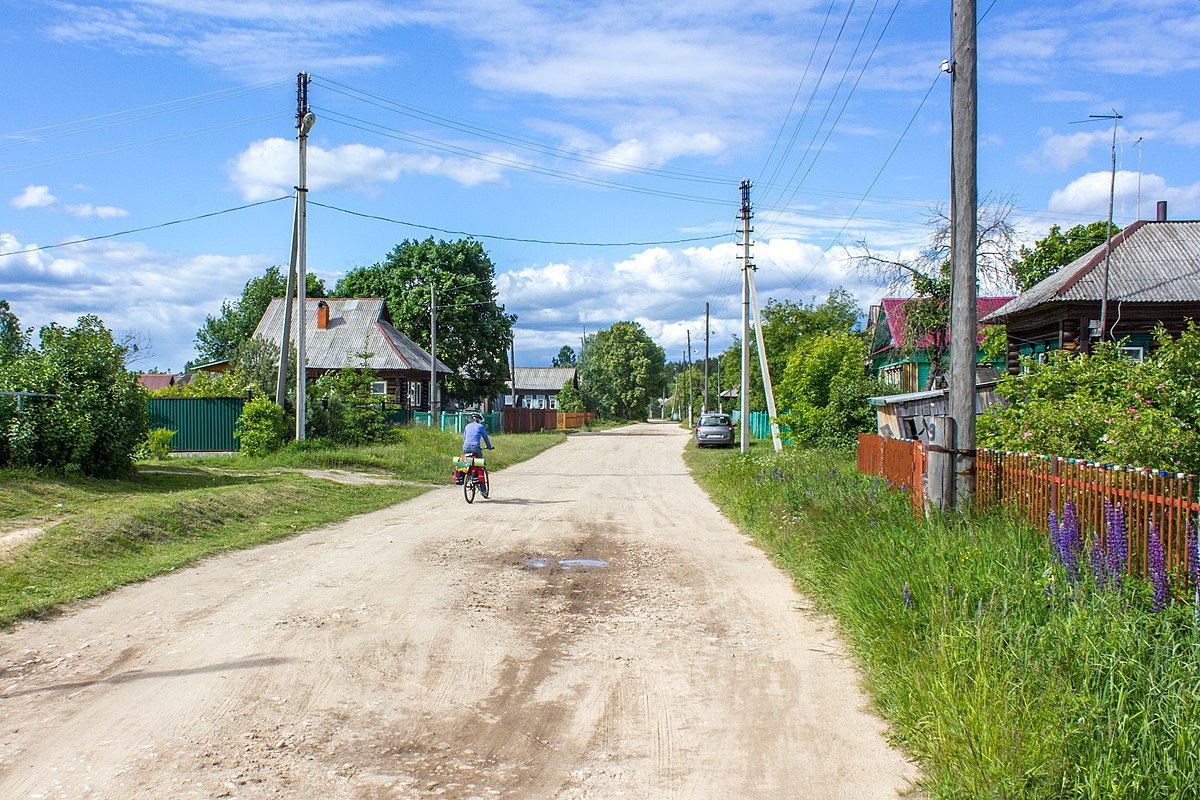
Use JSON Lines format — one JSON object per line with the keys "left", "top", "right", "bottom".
{"left": 478, "top": 468, "right": 489, "bottom": 499}
{"left": 463, "top": 471, "right": 476, "bottom": 503}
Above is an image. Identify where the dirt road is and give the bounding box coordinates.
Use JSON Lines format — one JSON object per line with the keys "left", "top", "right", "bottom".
{"left": 0, "top": 422, "right": 917, "bottom": 799}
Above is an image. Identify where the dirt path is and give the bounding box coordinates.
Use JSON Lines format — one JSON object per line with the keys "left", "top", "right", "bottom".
{"left": 0, "top": 422, "right": 918, "bottom": 799}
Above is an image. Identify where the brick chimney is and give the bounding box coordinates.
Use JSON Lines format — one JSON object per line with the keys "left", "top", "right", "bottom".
{"left": 316, "top": 300, "right": 330, "bottom": 330}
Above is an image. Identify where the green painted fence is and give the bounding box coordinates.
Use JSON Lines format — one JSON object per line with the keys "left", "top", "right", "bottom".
{"left": 412, "top": 410, "right": 503, "bottom": 434}
{"left": 147, "top": 397, "right": 245, "bottom": 452}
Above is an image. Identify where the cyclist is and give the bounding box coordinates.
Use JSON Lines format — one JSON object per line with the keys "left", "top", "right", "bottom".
{"left": 463, "top": 412, "right": 494, "bottom": 458}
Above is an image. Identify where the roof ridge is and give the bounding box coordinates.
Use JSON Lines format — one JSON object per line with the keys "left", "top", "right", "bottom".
{"left": 1056, "top": 219, "right": 1148, "bottom": 296}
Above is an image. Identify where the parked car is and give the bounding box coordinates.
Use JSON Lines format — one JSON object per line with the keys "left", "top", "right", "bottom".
{"left": 694, "top": 413, "right": 734, "bottom": 448}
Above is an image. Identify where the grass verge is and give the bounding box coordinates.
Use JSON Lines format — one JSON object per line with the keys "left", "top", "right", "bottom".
{"left": 1, "top": 427, "right": 566, "bottom": 628}
{"left": 685, "top": 443, "right": 1200, "bottom": 799}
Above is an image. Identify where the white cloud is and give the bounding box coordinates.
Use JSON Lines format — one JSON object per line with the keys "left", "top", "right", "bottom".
{"left": 595, "top": 130, "right": 724, "bottom": 172}
{"left": 64, "top": 204, "right": 130, "bottom": 219}
{"left": 0, "top": 232, "right": 272, "bottom": 370}
{"left": 11, "top": 185, "right": 57, "bottom": 209}
{"left": 1047, "top": 171, "right": 1200, "bottom": 219}
{"left": 1021, "top": 127, "right": 1111, "bottom": 173}
{"left": 229, "top": 137, "right": 513, "bottom": 200}
{"left": 497, "top": 235, "right": 882, "bottom": 360}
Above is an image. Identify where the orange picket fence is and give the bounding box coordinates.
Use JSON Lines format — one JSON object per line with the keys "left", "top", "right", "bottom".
{"left": 856, "top": 433, "right": 925, "bottom": 516}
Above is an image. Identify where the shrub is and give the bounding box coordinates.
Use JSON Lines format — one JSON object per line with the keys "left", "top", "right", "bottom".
{"left": 135, "top": 428, "right": 177, "bottom": 460}
{"left": 234, "top": 396, "right": 288, "bottom": 456}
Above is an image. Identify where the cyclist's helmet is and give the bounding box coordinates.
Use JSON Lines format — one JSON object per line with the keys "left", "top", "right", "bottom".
{"left": 471, "top": 412, "right": 483, "bottom": 422}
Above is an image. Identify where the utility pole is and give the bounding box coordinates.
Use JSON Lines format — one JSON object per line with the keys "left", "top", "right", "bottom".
{"left": 948, "top": 0, "right": 978, "bottom": 509}
{"left": 738, "top": 179, "right": 753, "bottom": 454}
{"left": 1097, "top": 111, "right": 1122, "bottom": 342}
{"left": 685, "top": 334, "right": 693, "bottom": 427}
{"left": 747, "top": 271, "right": 783, "bottom": 451}
{"left": 276, "top": 210, "right": 298, "bottom": 409}
{"left": 703, "top": 303, "right": 710, "bottom": 413}
{"left": 430, "top": 279, "right": 438, "bottom": 427}
{"left": 295, "top": 73, "right": 315, "bottom": 440}
{"left": 715, "top": 354, "right": 722, "bottom": 413}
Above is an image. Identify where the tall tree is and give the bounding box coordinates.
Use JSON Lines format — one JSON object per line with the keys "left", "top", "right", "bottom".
{"left": 194, "top": 266, "right": 325, "bottom": 366}
{"left": 1010, "top": 220, "right": 1121, "bottom": 291}
{"left": 0, "top": 299, "right": 31, "bottom": 365}
{"left": 552, "top": 345, "right": 576, "bottom": 368}
{"left": 335, "top": 238, "right": 516, "bottom": 404}
{"left": 579, "top": 321, "right": 665, "bottom": 419}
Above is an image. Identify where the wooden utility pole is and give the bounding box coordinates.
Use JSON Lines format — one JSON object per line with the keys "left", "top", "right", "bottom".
{"left": 748, "top": 271, "right": 783, "bottom": 452}
{"left": 948, "top": 0, "right": 978, "bottom": 508}
{"left": 1098, "top": 111, "right": 1122, "bottom": 341}
{"left": 738, "top": 180, "right": 752, "bottom": 454}
{"left": 703, "top": 303, "right": 710, "bottom": 413}
{"left": 686, "top": 333, "right": 693, "bottom": 427}
{"left": 295, "top": 72, "right": 314, "bottom": 440}
{"left": 276, "top": 210, "right": 298, "bottom": 409}
{"left": 430, "top": 280, "right": 438, "bottom": 426}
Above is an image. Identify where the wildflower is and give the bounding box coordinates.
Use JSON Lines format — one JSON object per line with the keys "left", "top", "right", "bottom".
{"left": 1022, "top": 432, "right": 1032, "bottom": 440}
{"left": 1148, "top": 522, "right": 1169, "bottom": 612}
{"left": 902, "top": 582, "right": 914, "bottom": 610}
{"left": 1104, "top": 501, "right": 1127, "bottom": 592}
{"left": 1187, "top": 520, "right": 1199, "bottom": 628}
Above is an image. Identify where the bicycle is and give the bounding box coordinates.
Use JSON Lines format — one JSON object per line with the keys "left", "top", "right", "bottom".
{"left": 454, "top": 453, "right": 490, "bottom": 503}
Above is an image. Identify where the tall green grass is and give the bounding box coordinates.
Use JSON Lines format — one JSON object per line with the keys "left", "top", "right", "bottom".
{"left": 687, "top": 445, "right": 1200, "bottom": 799}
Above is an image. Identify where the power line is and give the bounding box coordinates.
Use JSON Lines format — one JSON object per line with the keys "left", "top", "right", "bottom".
{"left": 0, "top": 196, "right": 292, "bottom": 259}
{"left": 307, "top": 199, "right": 732, "bottom": 247}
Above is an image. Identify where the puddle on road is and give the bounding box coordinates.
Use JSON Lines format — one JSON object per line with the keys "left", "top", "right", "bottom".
{"left": 523, "top": 557, "right": 609, "bottom": 570}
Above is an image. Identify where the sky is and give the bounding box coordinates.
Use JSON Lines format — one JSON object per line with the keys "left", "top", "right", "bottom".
{"left": 2, "top": 0, "right": 1199, "bottom": 372}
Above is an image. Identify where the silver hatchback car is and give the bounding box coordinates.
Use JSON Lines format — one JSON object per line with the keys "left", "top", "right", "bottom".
{"left": 694, "top": 412, "right": 734, "bottom": 448}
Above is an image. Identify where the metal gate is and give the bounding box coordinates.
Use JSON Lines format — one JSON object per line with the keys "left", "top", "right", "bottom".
{"left": 147, "top": 397, "right": 245, "bottom": 452}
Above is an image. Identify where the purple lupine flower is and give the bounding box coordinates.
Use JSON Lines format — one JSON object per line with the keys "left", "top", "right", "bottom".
{"left": 1148, "top": 522, "right": 1169, "bottom": 613}
{"left": 1059, "top": 500, "right": 1083, "bottom": 585}
{"left": 1107, "top": 503, "right": 1127, "bottom": 592}
{"left": 1048, "top": 510, "right": 1061, "bottom": 564}
{"left": 902, "top": 581, "right": 914, "bottom": 610}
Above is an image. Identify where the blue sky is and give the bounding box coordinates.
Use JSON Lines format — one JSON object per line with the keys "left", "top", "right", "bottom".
{"left": 2, "top": 0, "right": 1198, "bottom": 372}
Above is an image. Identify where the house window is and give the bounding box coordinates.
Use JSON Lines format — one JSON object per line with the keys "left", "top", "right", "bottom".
{"left": 549, "top": 394, "right": 558, "bottom": 410}
{"left": 371, "top": 381, "right": 387, "bottom": 396}
{"left": 1118, "top": 346, "right": 1144, "bottom": 363}
{"left": 881, "top": 365, "right": 903, "bottom": 387}
{"left": 536, "top": 395, "right": 547, "bottom": 409}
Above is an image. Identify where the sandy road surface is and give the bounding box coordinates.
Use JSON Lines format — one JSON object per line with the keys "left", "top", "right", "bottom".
{"left": 0, "top": 422, "right": 917, "bottom": 799}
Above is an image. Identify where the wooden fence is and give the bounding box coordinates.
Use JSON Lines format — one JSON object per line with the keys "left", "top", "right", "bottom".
{"left": 856, "top": 433, "right": 925, "bottom": 515}
{"left": 856, "top": 433, "right": 1200, "bottom": 579}
{"left": 503, "top": 408, "right": 558, "bottom": 433}
{"left": 978, "top": 449, "right": 1200, "bottom": 577}
{"left": 556, "top": 411, "right": 594, "bottom": 429}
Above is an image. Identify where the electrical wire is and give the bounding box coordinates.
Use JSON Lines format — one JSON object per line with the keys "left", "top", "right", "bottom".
{"left": 0, "top": 196, "right": 292, "bottom": 259}
{"left": 307, "top": 199, "right": 732, "bottom": 247}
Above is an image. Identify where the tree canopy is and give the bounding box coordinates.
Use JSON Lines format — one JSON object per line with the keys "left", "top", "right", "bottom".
{"left": 0, "top": 308, "right": 146, "bottom": 476}
{"left": 552, "top": 345, "right": 576, "bottom": 368}
{"left": 194, "top": 265, "right": 325, "bottom": 367}
{"left": 1010, "top": 221, "right": 1120, "bottom": 292}
{"left": 579, "top": 321, "right": 665, "bottom": 419}
{"left": 335, "top": 238, "right": 515, "bottom": 405}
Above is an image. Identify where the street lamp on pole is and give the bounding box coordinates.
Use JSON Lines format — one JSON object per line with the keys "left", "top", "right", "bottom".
{"left": 295, "top": 102, "right": 315, "bottom": 440}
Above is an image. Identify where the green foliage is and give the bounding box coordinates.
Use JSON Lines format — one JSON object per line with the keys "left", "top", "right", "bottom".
{"left": 556, "top": 378, "right": 584, "bottom": 412}
{"left": 234, "top": 395, "right": 288, "bottom": 457}
{"left": 310, "top": 367, "right": 389, "bottom": 446}
{"left": 687, "top": 446, "right": 1200, "bottom": 799}
{"left": 551, "top": 345, "right": 576, "bottom": 367}
{"left": 775, "top": 332, "right": 883, "bottom": 446}
{"left": 1011, "top": 221, "right": 1120, "bottom": 292}
{"left": 980, "top": 324, "right": 1007, "bottom": 364}
{"left": 335, "top": 237, "right": 515, "bottom": 404}
{"left": 0, "top": 312, "right": 147, "bottom": 477}
{"left": 135, "top": 428, "right": 177, "bottom": 460}
{"left": 194, "top": 265, "right": 325, "bottom": 365}
{"left": 713, "top": 289, "right": 863, "bottom": 412}
{"left": 0, "top": 299, "right": 31, "bottom": 364}
{"left": 579, "top": 321, "right": 665, "bottom": 419}
{"left": 979, "top": 327, "right": 1200, "bottom": 472}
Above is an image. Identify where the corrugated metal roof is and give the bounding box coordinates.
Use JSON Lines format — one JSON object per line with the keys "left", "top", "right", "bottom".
{"left": 253, "top": 297, "right": 453, "bottom": 374}
{"left": 508, "top": 367, "right": 577, "bottom": 392}
{"left": 986, "top": 220, "right": 1200, "bottom": 320}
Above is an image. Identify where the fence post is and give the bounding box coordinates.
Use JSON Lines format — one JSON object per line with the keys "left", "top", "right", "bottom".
{"left": 925, "top": 415, "right": 955, "bottom": 512}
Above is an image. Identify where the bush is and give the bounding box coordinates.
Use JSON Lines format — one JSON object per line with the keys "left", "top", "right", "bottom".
{"left": 234, "top": 396, "right": 288, "bottom": 456}
{"left": 979, "top": 329, "right": 1200, "bottom": 472}
{"left": 135, "top": 428, "right": 177, "bottom": 460}
{"left": 0, "top": 314, "right": 147, "bottom": 476}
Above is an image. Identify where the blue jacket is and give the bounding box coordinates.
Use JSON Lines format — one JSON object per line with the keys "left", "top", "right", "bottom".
{"left": 462, "top": 421, "right": 492, "bottom": 453}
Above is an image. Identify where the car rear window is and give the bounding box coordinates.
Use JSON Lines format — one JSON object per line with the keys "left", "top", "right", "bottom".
{"left": 700, "top": 415, "right": 730, "bottom": 426}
